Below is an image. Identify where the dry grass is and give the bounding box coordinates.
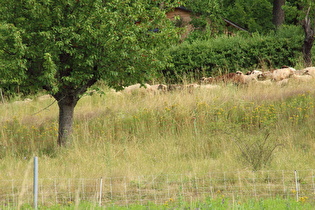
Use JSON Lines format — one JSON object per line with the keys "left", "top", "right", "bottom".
{"left": 1, "top": 81, "right": 315, "bottom": 182}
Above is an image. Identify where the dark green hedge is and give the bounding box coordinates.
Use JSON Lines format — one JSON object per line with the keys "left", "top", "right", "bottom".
{"left": 163, "top": 28, "right": 305, "bottom": 82}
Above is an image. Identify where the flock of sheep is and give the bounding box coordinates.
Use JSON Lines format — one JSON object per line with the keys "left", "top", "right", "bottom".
{"left": 120, "top": 66, "right": 315, "bottom": 94}
{"left": 200, "top": 66, "right": 315, "bottom": 86}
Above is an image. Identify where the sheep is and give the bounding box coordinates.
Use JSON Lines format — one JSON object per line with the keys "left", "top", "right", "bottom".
{"left": 257, "top": 71, "right": 273, "bottom": 81}
{"left": 166, "top": 84, "right": 201, "bottom": 92}
{"left": 302, "top": 67, "right": 315, "bottom": 77}
{"left": 246, "top": 70, "right": 263, "bottom": 76}
{"left": 122, "top": 83, "right": 151, "bottom": 93}
{"left": 147, "top": 84, "right": 167, "bottom": 92}
{"left": 281, "top": 65, "right": 296, "bottom": 70}
{"left": 235, "top": 71, "right": 258, "bottom": 84}
{"left": 271, "top": 67, "right": 296, "bottom": 81}
{"left": 200, "top": 77, "right": 214, "bottom": 84}
{"left": 245, "top": 70, "right": 265, "bottom": 81}
{"left": 200, "top": 73, "right": 238, "bottom": 84}
{"left": 290, "top": 74, "right": 313, "bottom": 82}
{"left": 199, "top": 84, "right": 221, "bottom": 89}
{"left": 295, "top": 69, "right": 308, "bottom": 75}
{"left": 167, "top": 84, "right": 184, "bottom": 91}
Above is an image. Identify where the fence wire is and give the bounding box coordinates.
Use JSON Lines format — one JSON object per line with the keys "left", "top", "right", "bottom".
{"left": 1, "top": 170, "right": 315, "bottom": 208}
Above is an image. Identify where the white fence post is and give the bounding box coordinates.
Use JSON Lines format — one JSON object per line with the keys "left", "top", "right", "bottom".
{"left": 33, "top": 156, "right": 38, "bottom": 210}
{"left": 99, "top": 177, "right": 103, "bottom": 206}
{"left": 294, "top": 170, "right": 299, "bottom": 202}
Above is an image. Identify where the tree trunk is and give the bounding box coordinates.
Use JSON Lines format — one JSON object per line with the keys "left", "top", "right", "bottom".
{"left": 51, "top": 75, "right": 98, "bottom": 147}
{"left": 273, "top": 0, "right": 285, "bottom": 28}
{"left": 55, "top": 95, "right": 79, "bottom": 147}
{"left": 302, "top": 9, "right": 315, "bottom": 67}
{"left": 303, "top": 36, "right": 314, "bottom": 67}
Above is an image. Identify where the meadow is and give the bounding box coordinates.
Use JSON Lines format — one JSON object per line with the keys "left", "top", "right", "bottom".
{"left": 1, "top": 79, "right": 315, "bottom": 208}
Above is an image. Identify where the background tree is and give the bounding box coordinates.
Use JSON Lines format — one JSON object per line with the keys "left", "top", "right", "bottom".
{"left": 0, "top": 0, "right": 180, "bottom": 146}
{"left": 0, "top": 23, "right": 27, "bottom": 97}
{"left": 223, "top": 0, "right": 274, "bottom": 33}
{"left": 181, "top": 0, "right": 275, "bottom": 38}
{"left": 272, "top": 0, "right": 285, "bottom": 28}
{"left": 282, "top": 0, "right": 303, "bottom": 25}
{"left": 182, "top": 0, "right": 225, "bottom": 41}
{"left": 302, "top": 6, "right": 315, "bottom": 66}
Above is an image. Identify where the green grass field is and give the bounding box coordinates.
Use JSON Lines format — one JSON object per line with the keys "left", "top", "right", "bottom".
{"left": 11, "top": 197, "right": 315, "bottom": 209}
{"left": 1, "top": 80, "right": 315, "bottom": 208}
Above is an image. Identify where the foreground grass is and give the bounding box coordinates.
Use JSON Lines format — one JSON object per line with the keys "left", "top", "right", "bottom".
{"left": 11, "top": 197, "right": 314, "bottom": 210}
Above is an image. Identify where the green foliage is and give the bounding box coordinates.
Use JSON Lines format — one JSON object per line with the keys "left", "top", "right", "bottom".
{"left": 0, "top": 0, "right": 181, "bottom": 97}
{"left": 282, "top": 2, "right": 302, "bottom": 25}
{"left": 0, "top": 23, "right": 27, "bottom": 96}
{"left": 283, "top": 0, "right": 315, "bottom": 27}
{"left": 182, "top": 0, "right": 226, "bottom": 40}
{"left": 224, "top": 0, "right": 274, "bottom": 33}
{"left": 184, "top": 0, "right": 224, "bottom": 24}
{"left": 164, "top": 28, "right": 304, "bottom": 81}
{"left": 176, "top": 0, "right": 314, "bottom": 41}
{"left": 184, "top": 0, "right": 222, "bottom": 15}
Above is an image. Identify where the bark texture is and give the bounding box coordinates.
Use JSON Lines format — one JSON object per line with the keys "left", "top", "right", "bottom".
{"left": 52, "top": 76, "right": 98, "bottom": 147}
{"left": 56, "top": 95, "right": 79, "bottom": 147}
{"left": 272, "top": 0, "right": 285, "bottom": 28}
{"left": 302, "top": 12, "right": 315, "bottom": 67}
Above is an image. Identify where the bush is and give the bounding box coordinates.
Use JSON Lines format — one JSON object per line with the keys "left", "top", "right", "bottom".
{"left": 163, "top": 27, "right": 304, "bottom": 82}
{"left": 233, "top": 132, "right": 282, "bottom": 171}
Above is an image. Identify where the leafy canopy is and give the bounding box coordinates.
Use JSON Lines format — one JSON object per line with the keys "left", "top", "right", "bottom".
{"left": 0, "top": 0, "right": 180, "bottom": 95}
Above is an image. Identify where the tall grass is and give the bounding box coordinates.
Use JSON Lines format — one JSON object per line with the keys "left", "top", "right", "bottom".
{"left": 1, "top": 80, "right": 315, "bottom": 181}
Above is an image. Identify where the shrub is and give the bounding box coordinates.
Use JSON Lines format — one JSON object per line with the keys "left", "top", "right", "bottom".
{"left": 163, "top": 28, "right": 304, "bottom": 82}
{"left": 233, "top": 132, "right": 282, "bottom": 171}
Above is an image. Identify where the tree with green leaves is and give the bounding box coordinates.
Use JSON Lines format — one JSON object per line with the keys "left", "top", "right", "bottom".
{"left": 183, "top": 0, "right": 226, "bottom": 39}
{"left": 284, "top": 0, "right": 315, "bottom": 66}
{"left": 0, "top": 23, "right": 27, "bottom": 97}
{"left": 0, "top": 0, "right": 180, "bottom": 146}
{"left": 223, "top": 0, "right": 274, "bottom": 33}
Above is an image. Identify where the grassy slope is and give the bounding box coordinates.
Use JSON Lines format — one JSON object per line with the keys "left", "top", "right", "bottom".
{"left": 1, "top": 81, "right": 315, "bottom": 179}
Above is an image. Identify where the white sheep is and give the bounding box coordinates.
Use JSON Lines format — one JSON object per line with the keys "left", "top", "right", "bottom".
{"left": 235, "top": 71, "right": 258, "bottom": 84}
{"left": 257, "top": 71, "right": 273, "bottom": 81}
{"left": 122, "top": 83, "right": 151, "bottom": 93}
{"left": 199, "top": 84, "right": 221, "bottom": 89}
{"left": 295, "top": 69, "right": 308, "bottom": 75}
{"left": 271, "top": 67, "right": 296, "bottom": 81}
{"left": 302, "top": 67, "right": 315, "bottom": 77}
{"left": 291, "top": 74, "right": 313, "bottom": 82}
{"left": 246, "top": 70, "right": 263, "bottom": 76}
